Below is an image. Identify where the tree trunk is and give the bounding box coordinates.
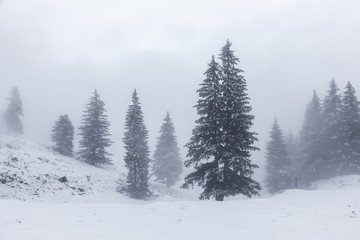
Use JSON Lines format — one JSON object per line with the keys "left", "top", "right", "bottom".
{"left": 215, "top": 194, "right": 224, "bottom": 201}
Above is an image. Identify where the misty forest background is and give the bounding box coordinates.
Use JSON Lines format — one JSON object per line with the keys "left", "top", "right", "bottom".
{"left": 2, "top": 40, "right": 360, "bottom": 200}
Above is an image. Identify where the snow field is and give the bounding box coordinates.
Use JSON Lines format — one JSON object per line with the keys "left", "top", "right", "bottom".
{"left": 1, "top": 188, "right": 360, "bottom": 240}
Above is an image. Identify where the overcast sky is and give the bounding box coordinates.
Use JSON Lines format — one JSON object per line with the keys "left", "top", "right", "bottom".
{"left": 1, "top": 0, "right": 360, "bottom": 180}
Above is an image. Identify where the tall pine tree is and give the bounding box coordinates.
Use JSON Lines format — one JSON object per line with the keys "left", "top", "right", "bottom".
{"left": 321, "top": 79, "right": 342, "bottom": 178}
{"left": 51, "top": 114, "right": 74, "bottom": 156}
{"left": 298, "top": 90, "right": 323, "bottom": 185}
{"left": 123, "top": 90, "right": 151, "bottom": 199}
{"left": 78, "top": 90, "right": 112, "bottom": 166}
{"left": 4, "top": 86, "right": 23, "bottom": 135}
{"left": 340, "top": 82, "right": 360, "bottom": 174}
{"left": 265, "top": 119, "right": 292, "bottom": 194}
{"left": 183, "top": 55, "right": 223, "bottom": 200}
{"left": 183, "top": 40, "right": 260, "bottom": 201}
{"left": 152, "top": 112, "right": 183, "bottom": 187}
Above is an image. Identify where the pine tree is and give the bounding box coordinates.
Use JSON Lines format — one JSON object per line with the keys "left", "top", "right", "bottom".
{"left": 298, "top": 90, "right": 323, "bottom": 185}
{"left": 123, "top": 90, "right": 151, "bottom": 199}
{"left": 265, "top": 119, "right": 292, "bottom": 194}
{"left": 152, "top": 112, "right": 183, "bottom": 187}
{"left": 51, "top": 114, "right": 74, "bottom": 156}
{"left": 340, "top": 82, "right": 360, "bottom": 174}
{"left": 321, "top": 79, "right": 342, "bottom": 177}
{"left": 4, "top": 86, "right": 23, "bottom": 135}
{"left": 182, "top": 55, "right": 224, "bottom": 200}
{"left": 78, "top": 90, "right": 112, "bottom": 166}
{"left": 183, "top": 40, "right": 260, "bottom": 201}
{"left": 285, "top": 131, "right": 298, "bottom": 168}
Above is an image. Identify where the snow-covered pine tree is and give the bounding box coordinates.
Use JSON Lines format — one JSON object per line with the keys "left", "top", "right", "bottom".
{"left": 265, "top": 119, "right": 292, "bottom": 194}
{"left": 182, "top": 55, "right": 224, "bottom": 200}
{"left": 123, "top": 90, "right": 151, "bottom": 199}
{"left": 216, "top": 40, "right": 260, "bottom": 200}
{"left": 78, "top": 90, "right": 112, "bottom": 166}
{"left": 4, "top": 86, "right": 23, "bottom": 135}
{"left": 51, "top": 114, "right": 74, "bottom": 156}
{"left": 321, "top": 79, "right": 342, "bottom": 178}
{"left": 152, "top": 112, "right": 182, "bottom": 187}
{"left": 298, "top": 90, "right": 323, "bottom": 185}
{"left": 183, "top": 41, "right": 260, "bottom": 201}
{"left": 340, "top": 82, "right": 360, "bottom": 174}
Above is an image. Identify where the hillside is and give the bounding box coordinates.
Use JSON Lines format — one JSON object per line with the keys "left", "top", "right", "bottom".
{"left": 0, "top": 136, "right": 122, "bottom": 201}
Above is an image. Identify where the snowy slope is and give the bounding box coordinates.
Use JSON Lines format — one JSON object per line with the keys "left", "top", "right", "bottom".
{"left": 312, "top": 175, "right": 360, "bottom": 190}
{"left": 0, "top": 136, "right": 122, "bottom": 201}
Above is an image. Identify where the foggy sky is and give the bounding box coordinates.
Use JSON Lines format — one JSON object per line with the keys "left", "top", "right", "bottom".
{"left": 1, "top": 0, "right": 360, "bottom": 180}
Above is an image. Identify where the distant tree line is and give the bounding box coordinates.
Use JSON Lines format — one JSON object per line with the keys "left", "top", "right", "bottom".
{"left": 6, "top": 44, "right": 359, "bottom": 200}
{"left": 265, "top": 79, "right": 360, "bottom": 193}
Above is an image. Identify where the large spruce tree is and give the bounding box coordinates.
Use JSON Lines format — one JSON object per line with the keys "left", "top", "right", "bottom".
{"left": 340, "top": 82, "right": 360, "bottom": 174}
{"left": 152, "top": 112, "right": 182, "bottom": 187}
{"left": 321, "top": 79, "right": 342, "bottom": 177}
{"left": 78, "top": 90, "right": 112, "bottom": 166}
{"left": 183, "top": 40, "right": 260, "bottom": 201}
{"left": 123, "top": 90, "right": 151, "bottom": 199}
{"left": 265, "top": 119, "right": 292, "bottom": 194}
{"left": 51, "top": 114, "right": 74, "bottom": 156}
{"left": 4, "top": 86, "right": 23, "bottom": 135}
{"left": 298, "top": 90, "right": 323, "bottom": 185}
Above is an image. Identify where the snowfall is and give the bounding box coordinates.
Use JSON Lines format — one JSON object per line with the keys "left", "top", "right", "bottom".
{"left": 0, "top": 136, "right": 359, "bottom": 240}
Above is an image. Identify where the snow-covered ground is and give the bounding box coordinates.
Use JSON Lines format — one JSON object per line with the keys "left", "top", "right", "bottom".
{"left": 0, "top": 136, "right": 360, "bottom": 240}
{"left": 0, "top": 136, "right": 122, "bottom": 201}
{"left": 1, "top": 188, "right": 360, "bottom": 240}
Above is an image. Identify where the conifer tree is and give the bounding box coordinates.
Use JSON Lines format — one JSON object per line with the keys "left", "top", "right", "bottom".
{"left": 285, "top": 131, "right": 298, "bottom": 168}
{"left": 298, "top": 90, "right": 323, "bottom": 185}
{"left": 78, "top": 90, "right": 112, "bottom": 166}
{"left": 123, "top": 90, "right": 151, "bottom": 199}
{"left": 321, "top": 79, "right": 342, "bottom": 177}
{"left": 265, "top": 119, "right": 292, "bottom": 194}
{"left": 182, "top": 55, "right": 223, "bottom": 200}
{"left": 183, "top": 40, "right": 260, "bottom": 201}
{"left": 152, "top": 112, "right": 182, "bottom": 187}
{"left": 4, "top": 86, "right": 23, "bottom": 135}
{"left": 340, "top": 82, "right": 360, "bottom": 174}
{"left": 51, "top": 114, "right": 74, "bottom": 156}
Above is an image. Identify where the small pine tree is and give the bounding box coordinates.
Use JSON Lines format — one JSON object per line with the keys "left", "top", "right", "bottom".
{"left": 123, "top": 90, "right": 151, "bottom": 199}
{"left": 298, "top": 90, "right": 323, "bottom": 185}
{"left": 152, "top": 112, "right": 183, "bottom": 187}
{"left": 321, "top": 79, "right": 342, "bottom": 177}
{"left": 78, "top": 90, "right": 112, "bottom": 166}
{"left": 4, "top": 87, "right": 23, "bottom": 135}
{"left": 265, "top": 119, "right": 292, "bottom": 194}
{"left": 51, "top": 114, "right": 74, "bottom": 156}
{"left": 340, "top": 82, "right": 360, "bottom": 174}
{"left": 183, "top": 40, "right": 260, "bottom": 201}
